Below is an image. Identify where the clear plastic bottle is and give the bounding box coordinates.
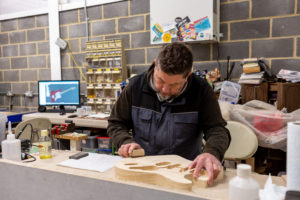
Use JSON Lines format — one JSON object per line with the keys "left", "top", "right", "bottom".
{"left": 1, "top": 121, "right": 21, "bottom": 162}
{"left": 229, "top": 164, "right": 259, "bottom": 200}
{"left": 0, "top": 113, "right": 7, "bottom": 144}
{"left": 39, "top": 130, "right": 52, "bottom": 159}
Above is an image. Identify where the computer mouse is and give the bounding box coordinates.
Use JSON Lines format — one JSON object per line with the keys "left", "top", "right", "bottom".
{"left": 68, "top": 114, "right": 78, "bottom": 118}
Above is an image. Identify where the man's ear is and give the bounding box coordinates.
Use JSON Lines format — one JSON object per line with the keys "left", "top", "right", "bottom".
{"left": 186, "top": 71, "right": 192, "bottom": 79}
{"left": 154, "top": 59, "right": 157, "bottom": 66}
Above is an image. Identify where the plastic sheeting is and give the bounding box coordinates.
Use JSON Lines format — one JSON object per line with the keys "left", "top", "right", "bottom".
{"left": 219, "top": 100, "right": 300, "bottom": 151}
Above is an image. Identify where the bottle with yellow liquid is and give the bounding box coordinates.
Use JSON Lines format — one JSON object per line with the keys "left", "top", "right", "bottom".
{"left": 39, "top": 130, "right": 52, "bottom": 159}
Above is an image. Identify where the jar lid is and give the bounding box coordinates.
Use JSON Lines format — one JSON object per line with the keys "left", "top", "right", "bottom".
{"left": 237, "top": 164, "right": 251, "bottom": 178}
{"left": 41, "top": 130, "right": 48, "bottom": 136}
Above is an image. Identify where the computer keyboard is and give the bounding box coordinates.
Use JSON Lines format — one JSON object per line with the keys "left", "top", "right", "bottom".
{"left": 44, "top": 109, "right": 76, "bottom": 113}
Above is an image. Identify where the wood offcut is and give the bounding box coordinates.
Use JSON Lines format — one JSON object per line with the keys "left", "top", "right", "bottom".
{"left": 129, "top": 149, "right": 145, "bottom": 157}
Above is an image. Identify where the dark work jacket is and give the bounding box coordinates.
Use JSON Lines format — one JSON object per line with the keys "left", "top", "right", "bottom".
{"left": 107, "top": 65, "right": 230, "bottom": 161}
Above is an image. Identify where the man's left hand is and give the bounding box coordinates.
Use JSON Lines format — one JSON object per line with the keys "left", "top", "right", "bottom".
{"left": 188, "top": 153, "right": 222, "bottom": 186}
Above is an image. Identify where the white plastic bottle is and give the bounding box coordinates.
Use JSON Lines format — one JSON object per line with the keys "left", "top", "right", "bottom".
{"left": 229, "top": 164, "right": 259, "bottom": 200}
{"left": 39, "top": 130, "right": 52, "bottom": 159}
{"left": 1, "top": 121, "right": 21, "bottom": 162}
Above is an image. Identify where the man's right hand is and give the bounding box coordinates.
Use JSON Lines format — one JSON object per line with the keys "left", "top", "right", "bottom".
{"left": 118, "top": 143, "right": 142, "bottom": 157}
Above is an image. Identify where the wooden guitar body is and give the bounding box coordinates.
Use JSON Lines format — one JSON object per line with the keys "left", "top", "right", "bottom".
{"left": 115, "top": 155, "right": 223, "bottom": 190}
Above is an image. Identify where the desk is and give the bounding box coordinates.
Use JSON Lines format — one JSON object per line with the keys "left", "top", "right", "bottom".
{"left": 0, "top": 150, "right": 286, "bottom": 200}
{"left": 22, "top": 112, "right": 108, "bottom": 129}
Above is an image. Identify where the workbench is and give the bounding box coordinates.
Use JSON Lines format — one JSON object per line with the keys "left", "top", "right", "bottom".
{"left": 0, "top": 150, "right": 286, "bottom": 200}
{"left": 0, "top": 111, "right": 34, "bottom": 124}
{"left": 22, "top": 112, "right": 108, "bottom": 129}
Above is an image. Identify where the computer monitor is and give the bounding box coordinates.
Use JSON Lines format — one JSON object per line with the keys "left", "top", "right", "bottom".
{"left": 38, "top": 80, "right": 80, "bottom": 113}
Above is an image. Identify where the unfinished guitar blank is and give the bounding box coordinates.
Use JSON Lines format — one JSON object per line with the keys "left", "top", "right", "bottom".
{"left": 115, "top": 155, "right": 223, "bottom": 190}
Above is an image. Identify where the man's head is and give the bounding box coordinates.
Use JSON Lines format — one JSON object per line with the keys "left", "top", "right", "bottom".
{"left": 153, "top": 42, "right": 193, "bottom": 100}
{"left": 157, "top": 42, "right": 193, "bottom": 77}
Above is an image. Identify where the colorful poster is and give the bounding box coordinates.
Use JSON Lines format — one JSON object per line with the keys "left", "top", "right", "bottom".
{"left": 150, "top": 0, "right": 217, "bottom": 44}
{"left": 152, "top": 16, "right": 211, "bottom": 42}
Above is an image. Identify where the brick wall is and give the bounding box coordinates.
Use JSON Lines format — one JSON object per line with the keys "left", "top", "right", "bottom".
{"left": 0, "top": 0, "right": 300, "bottom": 111}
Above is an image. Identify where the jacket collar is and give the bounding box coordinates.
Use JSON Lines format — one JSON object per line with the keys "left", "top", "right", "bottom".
{"left": 141, "top": 63, "right": 156, "bottom": 95}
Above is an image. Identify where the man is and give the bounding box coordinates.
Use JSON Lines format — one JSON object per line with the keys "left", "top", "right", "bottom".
{"left": 107, "top": 42, "right": 230, "bottom": 185}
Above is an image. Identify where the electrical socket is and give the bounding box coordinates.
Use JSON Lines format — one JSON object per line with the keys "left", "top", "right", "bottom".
{"left": 6, "top": 91, "right": 14, "bottom": 97}
{"left": 25, "top": 91, "right": 33, "bottom": 97}
{"left": 55, "top": 38, "right": 67, "bottom": 50}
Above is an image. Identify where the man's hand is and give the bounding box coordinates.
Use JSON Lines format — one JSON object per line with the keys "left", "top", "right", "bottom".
{"left": 118, "top": 143, "right": 142, "bottom": 157}
{"left": 188, "top": 153, "right": 222, "bottom": 186}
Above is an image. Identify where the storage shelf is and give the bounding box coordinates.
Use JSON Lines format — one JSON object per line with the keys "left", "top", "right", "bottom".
{"left": 241, "top": 82, "right": 300, "bottom": 112}
{"left": 85, "top": 39, "right": 126, "bottom": 113}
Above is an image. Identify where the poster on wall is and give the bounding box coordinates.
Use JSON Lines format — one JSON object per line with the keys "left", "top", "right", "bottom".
{"left": 150, "top": 0, "right": 219, "bottom": 44}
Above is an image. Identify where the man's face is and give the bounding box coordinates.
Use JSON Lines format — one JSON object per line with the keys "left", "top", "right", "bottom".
{"left": 153, "top": 65, "right": 190, "bottom": 100}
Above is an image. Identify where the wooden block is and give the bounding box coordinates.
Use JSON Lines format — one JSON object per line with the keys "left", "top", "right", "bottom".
{"left": 54, "top": 133, "right": 88, "bottom": 141}
{"left": 129, "top": 149, "right": 145, "bottom": 157}
{"left": 115, "top": 155, "right": 223, "bottom": 191}
{"left": 281, "top": 175, "right": 287, "bottom": 183}
{"left": 245, "top": 157, "right": 255, "bottom": 172}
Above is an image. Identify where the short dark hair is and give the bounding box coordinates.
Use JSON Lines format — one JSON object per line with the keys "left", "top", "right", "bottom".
{"left": 157, "top": 42, "right": 193, "bottom": 77}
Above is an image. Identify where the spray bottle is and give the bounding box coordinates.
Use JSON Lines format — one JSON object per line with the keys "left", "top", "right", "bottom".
{"left": 1, "top": 121, "right": 21, "bottom": 162}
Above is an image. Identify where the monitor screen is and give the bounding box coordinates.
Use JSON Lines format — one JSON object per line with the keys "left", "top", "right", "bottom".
{"left": 38, "top": 80, "right": 80, "bottom": 106}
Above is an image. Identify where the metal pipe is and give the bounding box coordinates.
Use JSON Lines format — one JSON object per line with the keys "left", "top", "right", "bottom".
{"left": 84, "top": 0, "right": 89, "bottom": 41}
{"left": 0, "top": 92, "right": 38, "bottom": 96}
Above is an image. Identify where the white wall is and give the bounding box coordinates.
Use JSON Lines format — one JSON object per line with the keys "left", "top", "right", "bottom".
{"left": 0, "top": 0, "right": 83, "bottom": 15}
{"left": 0, "top": 0, "right": 123, "bottom": 20}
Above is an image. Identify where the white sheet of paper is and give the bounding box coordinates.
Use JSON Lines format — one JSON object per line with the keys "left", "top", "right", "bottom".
{"left": 58, "top": 153, "right": 123, "bottom": 172}
{"left": 85, "top": 113, "right": 110, "bottom": 119}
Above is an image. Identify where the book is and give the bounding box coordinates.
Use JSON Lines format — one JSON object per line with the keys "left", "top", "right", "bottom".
{"left": 243, "top": 63, "right": 261, "bottom": 74}
{"left": 242, "top": 58, "right": 261, "bottom": 74}
{"left": 238, "top": 79, "right": 262, "bottom": 85}
{"left": 239, "top": 71, "right": 264, "bottom": 84}
{"left": 240, "top": 72, "right": 264, "bottom": 80}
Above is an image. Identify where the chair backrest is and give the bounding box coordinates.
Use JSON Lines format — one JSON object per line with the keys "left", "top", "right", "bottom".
{"left": 224, "top": 121, "right": 258, "bottom": 160}
{"left": 15, "top": 118, "right": 52, "bottom": 143}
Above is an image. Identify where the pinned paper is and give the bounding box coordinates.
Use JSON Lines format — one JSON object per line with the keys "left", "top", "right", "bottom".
{"left": 163, "top": 33, "right": 171, "bottom": 43}
{"left": 162, "top": 22, "right": 176, "bottom": 32}
{"left": 189, "top": 28, "right": 197, "bottom": 39}
{"left": 153, "top": 35, "right": 162, "bottom": 43}
{"left": 194, "top": 16, "right": 211, "bottom": 32}
{"left": 175, "top": 16, "right": 191, "bottom": 30}
{"left": 152, "top": 23, "right": 163, "bottom": 37}
{"left": 168, "top": 28, "right": 177, "bottom": 36}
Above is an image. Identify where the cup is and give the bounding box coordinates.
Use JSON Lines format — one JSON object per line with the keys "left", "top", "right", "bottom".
{"left": 77, "top": 108, "right": 84, "bottom": 117}
{"left": 85, "top": 106, "right": 92, "bottom": 115}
